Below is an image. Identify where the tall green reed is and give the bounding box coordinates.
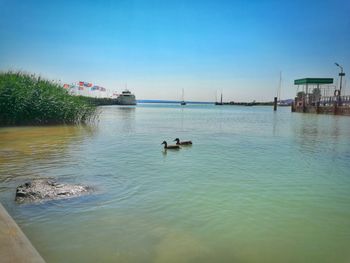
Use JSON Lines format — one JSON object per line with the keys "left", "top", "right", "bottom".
{"left": 0, "top": 71, "right": 97, "bottom": 125}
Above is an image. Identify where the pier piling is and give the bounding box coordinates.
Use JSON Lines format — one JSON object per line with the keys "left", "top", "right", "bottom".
{"left": 273, "top": 97, "right": 277, "bottom": 111}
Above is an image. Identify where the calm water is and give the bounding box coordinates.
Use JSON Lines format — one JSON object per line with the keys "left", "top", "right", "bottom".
{"left": 1, "top": 104, "right": 350, "bottom": 263}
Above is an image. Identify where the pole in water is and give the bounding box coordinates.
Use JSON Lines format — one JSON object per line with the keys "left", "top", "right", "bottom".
{"left": 273, "top": 97, "right": 277, "bottom": 111}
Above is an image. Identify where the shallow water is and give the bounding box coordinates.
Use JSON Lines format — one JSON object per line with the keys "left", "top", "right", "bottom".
{"left": 1, "top": 104, "right": 350, "bottom": 263}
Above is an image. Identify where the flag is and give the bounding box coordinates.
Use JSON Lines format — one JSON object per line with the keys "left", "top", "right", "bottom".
{"left": 63, "top": 84, "right": 69, "bottom": 89}
{"left": 91, "top": 85, "right": 99, "bottom": 91}
{"left": 79, "top": 81, "right": 84, "bottom": 86}
{"left": 88, "top": 83, "right": 93, "bottom": 87}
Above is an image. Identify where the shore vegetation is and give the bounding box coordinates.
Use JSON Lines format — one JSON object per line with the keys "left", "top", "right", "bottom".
{"left": 0, "top": 71, "right": 97, "bottom": 125}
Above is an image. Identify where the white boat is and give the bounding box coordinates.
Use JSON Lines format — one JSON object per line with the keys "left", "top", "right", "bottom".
{"left": 181, "top": 88, "right": 186, "bottom": 105}
{"left": 215, "top": 92, "right": 223, "bottom": 105}
{"left": 116, "top": 90, "right": 136, "bottom": 105}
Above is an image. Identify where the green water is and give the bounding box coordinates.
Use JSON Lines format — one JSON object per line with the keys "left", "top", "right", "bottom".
{"left": 1, "top": 104, "right": 350, "bottom": 263}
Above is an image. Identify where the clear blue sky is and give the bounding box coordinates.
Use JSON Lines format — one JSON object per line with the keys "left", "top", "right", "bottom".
{"left": 0, "top": 0, "right": 349, "bottom": 101}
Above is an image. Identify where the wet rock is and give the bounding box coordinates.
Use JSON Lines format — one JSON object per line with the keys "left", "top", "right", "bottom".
{"left": 15, "top": 179, "right": 92, "bottom": 203}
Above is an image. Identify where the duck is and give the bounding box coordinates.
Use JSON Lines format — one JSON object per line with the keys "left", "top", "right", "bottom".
{"left": 161, "top": 141, "right": 180, "bottom": 150}
{"left": 174, "top": 138, "right": 192, "bottom": 145}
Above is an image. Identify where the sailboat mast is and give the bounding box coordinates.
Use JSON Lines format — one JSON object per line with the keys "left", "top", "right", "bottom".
{"left": 220, "top": 92, "right": 223, "bottom": 104}
{"left": 277, "top": 71, "right": 282, "bottom": 102}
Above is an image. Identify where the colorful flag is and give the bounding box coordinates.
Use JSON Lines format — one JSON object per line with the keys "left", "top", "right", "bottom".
{"left": 79, "top": 81, "right": 84, "bottom": 86}
{"left": 63, "top": 84, "right": 69, "bottom": 89}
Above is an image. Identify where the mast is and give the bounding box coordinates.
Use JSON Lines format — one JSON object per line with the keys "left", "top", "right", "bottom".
{"left": 215, "top": 90, "right": 223, "bottom": 105}
{"left": 180, "top": 88, "right": 186, "bottom": 105}
{"left": 277, "top": 71, "right": 282, "bottom": 102}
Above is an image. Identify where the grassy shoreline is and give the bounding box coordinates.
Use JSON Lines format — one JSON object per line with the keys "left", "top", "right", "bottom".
{"left": 0, "top": 72, "right": 97, "bottom": 126}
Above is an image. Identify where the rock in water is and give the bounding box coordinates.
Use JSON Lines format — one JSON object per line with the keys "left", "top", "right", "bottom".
{"left": 15, "top": 179, "right": 91, "bottom": 203}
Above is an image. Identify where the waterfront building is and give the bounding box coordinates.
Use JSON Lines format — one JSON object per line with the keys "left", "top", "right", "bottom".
{"left": 292, "top": 78, "right": 350, "bottom": 115}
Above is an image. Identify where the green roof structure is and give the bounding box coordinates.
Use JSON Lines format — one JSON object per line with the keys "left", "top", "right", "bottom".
{"left": 294, "top": 78, "right": 333, "bottom": 85}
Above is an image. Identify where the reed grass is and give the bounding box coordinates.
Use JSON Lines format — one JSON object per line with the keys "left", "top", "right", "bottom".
{"left": 0, "top": 71, "right": 97, "bottom": 125}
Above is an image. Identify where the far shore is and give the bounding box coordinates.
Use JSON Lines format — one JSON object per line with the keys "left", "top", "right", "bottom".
{"left": 137, "top": 99, "right": 292, "bottom": 106}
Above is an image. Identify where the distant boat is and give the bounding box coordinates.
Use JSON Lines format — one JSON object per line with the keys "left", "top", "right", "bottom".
{"left": 278, "top": 99, "right": 292, "bottom": 106}
{"left": 181, "top": 89, "right": 186, "bottom": 105}
{"left": 116, "top": 89, "right": 136, "bottom": 105}
{"left": 215, "top": 92, "right": 223, "bottom": 105}
{"left": 244, "top": 101, "right": 257, "bottom": 106}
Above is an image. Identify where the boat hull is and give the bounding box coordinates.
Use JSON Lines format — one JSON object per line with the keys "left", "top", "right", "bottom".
{"left": 116, "top": 94, "right": 137, "bottom": 105}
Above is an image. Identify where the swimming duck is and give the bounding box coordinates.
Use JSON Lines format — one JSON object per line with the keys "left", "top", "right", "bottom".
{"left": 174, "top": 138, "right": 192, "bottom": 145}
{"left": 161, "top": 141, "right": 180, "bottom": 150}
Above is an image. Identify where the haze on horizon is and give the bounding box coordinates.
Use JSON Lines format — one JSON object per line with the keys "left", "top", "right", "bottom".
{"left": 0, "top": 0, "right": 349, "bottom": 102}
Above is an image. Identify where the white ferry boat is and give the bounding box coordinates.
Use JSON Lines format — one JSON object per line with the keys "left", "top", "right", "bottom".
{"left": 116, "top": 90, "right": 136, "bottom": 105}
